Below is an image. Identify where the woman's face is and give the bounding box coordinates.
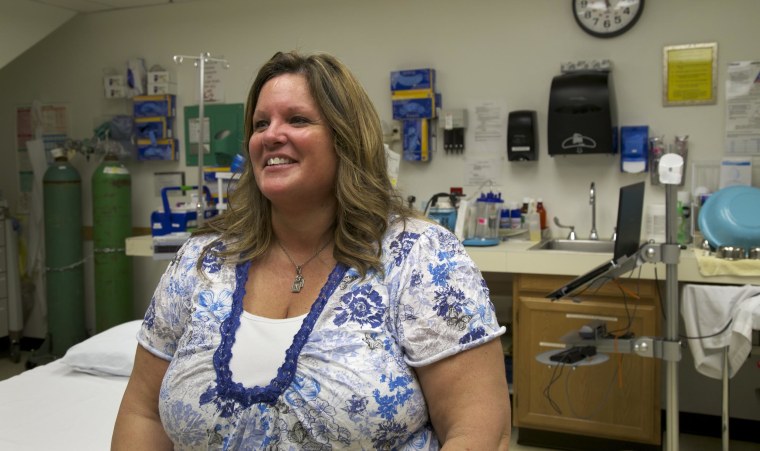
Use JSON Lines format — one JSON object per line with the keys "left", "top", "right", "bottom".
{"left": 249, "top": 73, "right": 337, "bottom": 208}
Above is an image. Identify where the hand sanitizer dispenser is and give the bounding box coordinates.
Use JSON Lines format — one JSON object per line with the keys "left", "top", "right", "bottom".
{"left": 507, "top": 110, "right": 538, "bottom": 161}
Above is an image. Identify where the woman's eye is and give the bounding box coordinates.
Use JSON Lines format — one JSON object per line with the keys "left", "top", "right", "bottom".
{"left": 290, "top": 116, "right": 310, "bottom": 125}
{"left": 253, "top": 120, "right": 268, "bottom": 131}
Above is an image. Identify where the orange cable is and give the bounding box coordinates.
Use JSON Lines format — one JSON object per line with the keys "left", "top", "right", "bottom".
{"left": 613, "top": 279, "right": 640, "bottom": 300}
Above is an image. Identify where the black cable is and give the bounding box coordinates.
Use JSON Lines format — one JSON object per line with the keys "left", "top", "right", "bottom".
{"left": 652, "top": 266, "right": 732, "bottom": 340}
{"left": 422, "top": 192, "right": 453, "bottom": 216}
{"left": 543, "top": 359, "right": 566, "bottom": 415}
{"left": 564, "top": 357, "right": 620, "bottom": 420}
{"left": 680, "top": 318, "right": 733, "bottom": 340}
{"left": 654, "top": 266, "right": 667, "bottom": 321}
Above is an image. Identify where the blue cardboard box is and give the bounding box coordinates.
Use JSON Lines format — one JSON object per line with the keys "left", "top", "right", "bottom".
{"left": 133, "top": 94, "right": 176, "bottom": 117}
{"left": 391, "top": 68, "right": 436, "bottom": 93}
{"left": 402, "top": 119, "right": 430, "bottom": 161}
{"left": 137, "top": 138, "right": 178, "bottom": 161}
{"left": 392, "top": 93, "right": 440, "bottom": 120}
{"left": 135, "top": 116, "right": 173, "bottom": 139}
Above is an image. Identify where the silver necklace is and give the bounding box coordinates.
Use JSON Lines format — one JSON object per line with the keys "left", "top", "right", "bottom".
{"left": 277, "top": 238, "right": 332, "bottom": 293}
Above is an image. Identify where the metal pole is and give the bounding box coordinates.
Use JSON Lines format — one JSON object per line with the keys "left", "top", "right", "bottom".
{"left": 196, "top": 52, "right": 206, "bottom": 227}
{"left": 722, "top": 347, "right": 729, "bottom": 451}
{"left": 174, "top": 52, "right": 228, "bottom": 228}
{"left": 665, "top": 182, "right": 680, "bottom": 451}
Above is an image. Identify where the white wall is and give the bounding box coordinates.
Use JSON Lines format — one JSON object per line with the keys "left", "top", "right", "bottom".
{"left": 1, "top": 0, "right": 759, "bottom": 333}
{"left": 0, "top": 0, "right": 75, "bottom": 70}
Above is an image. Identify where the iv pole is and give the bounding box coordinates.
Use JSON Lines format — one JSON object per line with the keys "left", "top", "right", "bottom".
{"left": 661, "top": 153, "right": 684, "bottom": 451}
{"left": 172, "top": 52, "right": 229, "bottom": 227}
{"left": 551, "top": 153, "right": 685, "bottom": 450}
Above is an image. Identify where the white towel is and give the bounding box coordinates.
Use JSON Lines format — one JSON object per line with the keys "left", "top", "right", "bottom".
{"left": 680, "top": 284, "right": 760, "bottom": 380}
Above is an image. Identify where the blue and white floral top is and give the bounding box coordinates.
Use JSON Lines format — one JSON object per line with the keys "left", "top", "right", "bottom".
{"left": 138, "top": 217, "right": 505, "bottom": 450}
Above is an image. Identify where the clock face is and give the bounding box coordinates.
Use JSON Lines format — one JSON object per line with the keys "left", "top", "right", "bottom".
{"left": 573, "top": 0, "right": 644, "bottom": 38}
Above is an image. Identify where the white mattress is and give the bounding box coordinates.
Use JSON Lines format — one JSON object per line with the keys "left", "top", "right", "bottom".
{"left": 0, "top": 359, "right": 128, "bottom": 450}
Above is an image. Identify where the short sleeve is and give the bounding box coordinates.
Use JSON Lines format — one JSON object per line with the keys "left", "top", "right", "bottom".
{"left": 392, "top": 224, "right": 505, "bottom": 367}
{"left": 136, "top": 239, "right": 200, "bottom": 361}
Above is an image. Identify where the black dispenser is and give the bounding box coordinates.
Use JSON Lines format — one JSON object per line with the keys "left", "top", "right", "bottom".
{"left": 548, "top": 70, "right": 616, "bottom": 156}
{"left": 507, "top": 110, "right": 538, "bottom": 161}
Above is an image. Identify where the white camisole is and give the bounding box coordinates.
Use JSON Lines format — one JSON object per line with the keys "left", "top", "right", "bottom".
{"left": 229, "top": 311, "right": 307, "bottom": 387}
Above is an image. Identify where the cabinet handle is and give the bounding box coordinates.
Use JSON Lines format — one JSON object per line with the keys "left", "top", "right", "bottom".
{"left": 539, "top": 342, "right": 566, "bottom": 349}
{"left": 565, "top": 313, "right": 618, "bottom": 322}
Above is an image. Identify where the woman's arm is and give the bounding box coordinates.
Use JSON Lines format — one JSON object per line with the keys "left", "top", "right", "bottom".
{"left": 111, "top": 345, "right": 173, "bottom": 450}
{"left": 415, "top": 338, "right": 511, "bottom": 450}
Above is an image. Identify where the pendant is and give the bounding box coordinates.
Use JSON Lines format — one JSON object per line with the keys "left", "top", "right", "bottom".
{"left": 291, "top": 267, "right": 305, "bottom": 293}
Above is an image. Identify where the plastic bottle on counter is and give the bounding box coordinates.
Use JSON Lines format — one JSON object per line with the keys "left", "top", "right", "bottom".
{"left": 510, "top": 202, "right": 522, "bottom": 229}
{"left": 499, "top": 207, "right": 511, "bottom": 232}
{"left": 520, "top": 197, "right": 530, "bottom": 228}
{"left": 527, "top": 206, "right": 541, "bottom": 242}
{"left": 536, "top": 198, "right": 547, "bottom": 230}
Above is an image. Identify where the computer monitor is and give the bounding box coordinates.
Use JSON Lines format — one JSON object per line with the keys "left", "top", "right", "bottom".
{"left": 612, "top": 181, "right": 646, "bottom": 262}
{"left": 546, "top": 181, "right": 646, "bottom": 300}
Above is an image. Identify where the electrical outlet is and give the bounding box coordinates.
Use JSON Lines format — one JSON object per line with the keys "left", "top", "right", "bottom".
{"left": 381, "top": 120, "right": 402, "bottom": 144}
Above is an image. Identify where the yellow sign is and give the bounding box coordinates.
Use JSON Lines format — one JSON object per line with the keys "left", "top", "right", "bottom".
{"left": 663, "top": 43, "right": 717, "bottom": 106}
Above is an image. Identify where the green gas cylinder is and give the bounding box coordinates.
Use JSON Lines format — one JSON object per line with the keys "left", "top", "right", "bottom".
{"left": 43, "top": 149, "right": 86, "bottom": 357}
{"left": 92, "top": 153, "right": 132, "bottom": 332}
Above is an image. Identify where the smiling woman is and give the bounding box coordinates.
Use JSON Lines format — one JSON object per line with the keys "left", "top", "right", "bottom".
{"left": 249, "top": 72, "right": 338, "bottom": 210}
{"left": 112, "top": 51, "right": 511, "bottom": 450}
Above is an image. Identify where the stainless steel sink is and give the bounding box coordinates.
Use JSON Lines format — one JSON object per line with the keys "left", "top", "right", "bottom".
{"left": 529, "top": 239, "right": 614, "bottom": 253}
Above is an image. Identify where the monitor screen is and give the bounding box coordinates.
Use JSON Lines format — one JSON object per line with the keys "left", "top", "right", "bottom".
{"left": 545, "top": 181, "right": 646, "bottom": 300}
{"left": 613, "top": 181, "right": 646, "bottom": 262}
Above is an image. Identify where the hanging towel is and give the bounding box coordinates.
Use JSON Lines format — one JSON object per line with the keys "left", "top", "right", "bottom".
{"left": 681, "top": 284, "right": 760, "bottom": 380}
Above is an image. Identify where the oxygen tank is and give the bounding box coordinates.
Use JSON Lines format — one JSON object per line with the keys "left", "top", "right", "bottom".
{"left": 43, "top": 148, "right": 85, "bottom": 356}
{"left": 92, "top": 153, "right": 133, "bottom": 332}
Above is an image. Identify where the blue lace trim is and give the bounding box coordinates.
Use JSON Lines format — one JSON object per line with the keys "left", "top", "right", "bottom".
{"left": 210, "top": 260, "right": 349, "bottom": 406}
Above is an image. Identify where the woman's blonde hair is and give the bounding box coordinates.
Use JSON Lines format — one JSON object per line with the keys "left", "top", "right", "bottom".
{"left": 197, "top": 50, "right": 416, "bottom": 277}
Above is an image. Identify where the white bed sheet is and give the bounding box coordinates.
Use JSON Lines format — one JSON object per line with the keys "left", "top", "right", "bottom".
{"left": 0, "top": 359, "right": 128, "bottom": 450}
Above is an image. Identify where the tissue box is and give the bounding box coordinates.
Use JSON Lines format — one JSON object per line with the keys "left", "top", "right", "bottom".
{"left": 137, "top": 138, "right": 178, "bottom": 161}
{"left": 133, "top": 94, "right": 176, "bottom": 117}
{"left": 135, "top": 116, "right": 174, "bottom": 139}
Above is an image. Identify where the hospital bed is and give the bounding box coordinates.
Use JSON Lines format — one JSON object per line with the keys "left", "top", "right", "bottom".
{"left": 0, "top": 320, "right": 138, "bottom": 450}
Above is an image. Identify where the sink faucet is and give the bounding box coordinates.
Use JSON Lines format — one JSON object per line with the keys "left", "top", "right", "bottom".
{"left": 589, "top": 182, "right": 599, "bottom": 240}
{"left": 553, "top": 216, "right": 577, "bottom": 240}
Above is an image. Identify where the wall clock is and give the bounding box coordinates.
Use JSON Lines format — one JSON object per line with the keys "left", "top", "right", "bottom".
{"left": 573, "top": 0, "right": 644, "bottom": 38}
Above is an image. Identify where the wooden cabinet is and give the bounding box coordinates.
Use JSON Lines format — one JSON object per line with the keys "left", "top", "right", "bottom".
{"left": 512, "top": 273, "right": 661, "bottom": 446}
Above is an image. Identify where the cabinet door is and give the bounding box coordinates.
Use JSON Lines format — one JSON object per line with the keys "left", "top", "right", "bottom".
{"left": 514, "top": 295, "right": 660, "bottom": 444}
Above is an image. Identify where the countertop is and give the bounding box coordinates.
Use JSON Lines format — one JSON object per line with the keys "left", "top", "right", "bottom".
{"left": 465, "top": 239, "right": 760, "bottom": 286}
{"left": 127, "top": 234, "right": 760, "bottom": 285}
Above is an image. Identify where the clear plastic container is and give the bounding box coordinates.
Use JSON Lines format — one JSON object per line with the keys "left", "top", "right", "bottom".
{"left": 474, "top": 192, "right": 503, "bottom": 240}
{"left": 528, "top": 212, "right": 541, "bottom": 242}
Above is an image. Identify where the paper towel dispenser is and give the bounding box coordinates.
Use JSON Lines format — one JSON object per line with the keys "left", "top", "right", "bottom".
{"left": 548, "top": 70, "right": 616, "bottom": 156}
